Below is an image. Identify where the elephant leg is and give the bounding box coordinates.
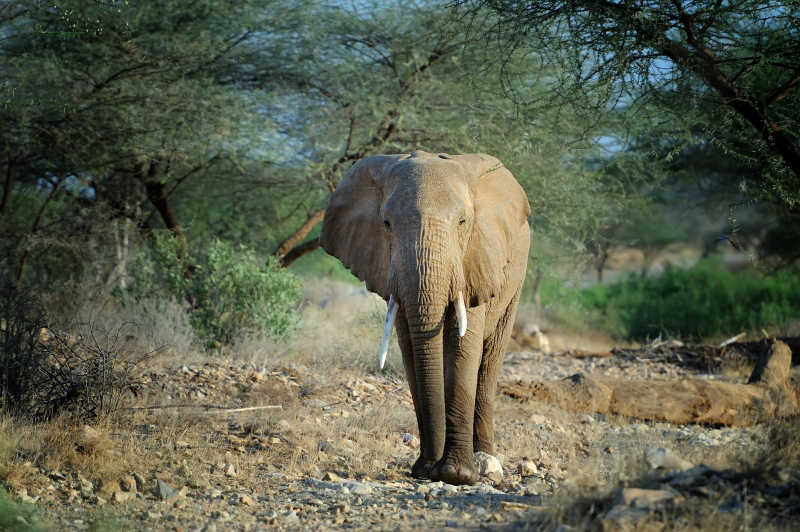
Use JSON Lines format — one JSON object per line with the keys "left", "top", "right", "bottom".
{"left": 430, "top": 305, "right": 486, "bottom": 485}
{"left": 474, "top": 290, "right": 520, "bottom": 455}
{"left": 394, "top": 306, "right": 434, "bottom": 478}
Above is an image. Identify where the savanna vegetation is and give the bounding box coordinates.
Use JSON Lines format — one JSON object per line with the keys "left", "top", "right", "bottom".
{"left": 1, "top": 0, "right": 798, "bottom": 529}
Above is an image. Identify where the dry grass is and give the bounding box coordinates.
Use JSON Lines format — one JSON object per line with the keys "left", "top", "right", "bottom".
{"left": 234, "top": 278, "right": 403, "bottom": 374}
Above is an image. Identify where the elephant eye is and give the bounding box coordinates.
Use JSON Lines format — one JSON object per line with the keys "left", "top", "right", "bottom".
{"left": 384, "top": 220, "right": 391, "bottom": 229}
{"left": 459, "top": 218, "right": 466, "bottom": 225}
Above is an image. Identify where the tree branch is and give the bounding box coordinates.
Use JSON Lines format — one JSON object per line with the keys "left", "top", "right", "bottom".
{"left": 279, "top": 238, "right": 321, "bottom": 267}
{"left": 273, "top": 208, "right": 325, "bottom": 259}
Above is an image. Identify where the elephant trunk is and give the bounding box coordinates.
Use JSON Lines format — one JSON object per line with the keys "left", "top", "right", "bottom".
{"left": 405, "top": 292, "right": 447, "bottom": 462}
{"left": 396, "top": 218, "right": 458, "bottom": 463}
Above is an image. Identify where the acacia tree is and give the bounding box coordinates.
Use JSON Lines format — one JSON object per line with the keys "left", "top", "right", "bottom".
{"left": 468, "top": 0, "right": 800, "bottom": 211}
{"left": 243, "top": 0, "right": 630, "bottom": 267}
{"left": 0, "top": 0, "right": 300, "bottom": 284}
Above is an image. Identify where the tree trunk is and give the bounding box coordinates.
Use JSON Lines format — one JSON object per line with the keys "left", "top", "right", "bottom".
{"left": 142, "top": 179, "right": 185, "bottom": 247}
{"left": 500, "top": 340, "right": 797, "bottom": 426}
{"left": 14, "top": 178, "right": 62, "bottom": 287}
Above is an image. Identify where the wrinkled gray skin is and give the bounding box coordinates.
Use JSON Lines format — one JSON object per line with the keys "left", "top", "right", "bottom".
{"left": 320, "top": 151, "right": 530, "bottom": 485}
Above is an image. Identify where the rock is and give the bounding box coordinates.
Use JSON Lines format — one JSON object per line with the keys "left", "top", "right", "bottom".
{"left": 111, "top": 490, "right": 133, "bottom": 504}
{"left": 474, "top": 452, "right": 504, "bottom": 483}
{"left": 94, "top": 495, "right": 107, "bottom": 507}
{"left": 145, "top": 510, "right": 162, "bottom": 520}
{"left": 317, "top": 440, "right": 333, "bottom": 453}
{"left": 98, "top": 479, "right": 121, "bottom": 497}
{"left": 303, "top": 399, "right": 328, "bottom": 409}
{"left": 401, "top": 433, "right": 420, "bottom": 449}
{"left": 17, "top": 489, "right": 38, "bottom": 504}
{"left": 133, "top": 472, "right": 147, "bottom": 493}
{"left": 343, "top": 481, "right": 373, "bottom": 496}
{"left": 283, "top": 510, "right": 299, "bottom": 523}
{"left": 224, "top": 464, "right": 237, "bottom": 477}
{"left": 518, "top": 458, "right": 538, "bottom": 476}
{"left": 154, "top": 479, "right": 177, "bottom": 501}
{"left": 239, "top": 494, "right": 255, "bottom": 506}
{"left": 119, "top": 474, "right": 137, "bottom": 493}
{"left": 645, "top": 447, "right": 693, "bottom": 472}
{"left": 322, "top": 471, "right": 341, "bottom": 481}
{"left": 615, "top": 487, "right": 681, "bottom": 508}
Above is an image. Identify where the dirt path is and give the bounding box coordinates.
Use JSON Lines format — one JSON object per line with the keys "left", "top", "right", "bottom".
{"left": 8, "top": 334, "right": 794, "bottom": 531}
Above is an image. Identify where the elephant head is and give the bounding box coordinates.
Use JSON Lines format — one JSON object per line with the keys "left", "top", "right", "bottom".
{"left": 320, "top": 150, "right": 530, "bottom": 482}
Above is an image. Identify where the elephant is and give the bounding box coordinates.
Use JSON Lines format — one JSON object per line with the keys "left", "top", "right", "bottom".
{"left": 320, "top": 150, "right": 530, "bottom": 485}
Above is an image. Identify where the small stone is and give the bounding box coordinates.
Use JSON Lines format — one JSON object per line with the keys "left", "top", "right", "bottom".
{"left": 474, "top": 451, "right": 503, "bottom": 483}
{"left": 335, "top": 503, "right": 350, "bottom": 514}
{"left": 17, "top": 489, "right": 38, "bottom": 504}
{"left": 133, "top": 472, "right": 147, "bottom": 493}
{"left": 119, "top": 475, "right": 137, "bottom": 493}
{"left": 111, "top": 490, "right": 132, "bottom": 504}
{"left": 343, "top": 481, "right": 372, "bottom": 496}
{"left": 94, "top": 495, "right": 107, "bottom": 507}
{"left": 317, "top": 440, "right": 333, "bottom": 453}
{"left": 303, "top": 399, "right": 328, "bottom": 409}
{"left": 224, "top": 464, "right": 237, "bottom": 477}
{"left": 98, "top": 479, "right": 121, "bottom": 497}
{"left": 239, "top": 494, "right": 255, "bottom": 506}
{"left": 401, "top": 433, "right": 419, "bottom": 448}
{"left": 322, "top": 471, "right": 340, "bottom": 481}
{"left": 518, "top": 458, "right": 538, "bottom": 476}
{"left": 145, "top": 510, "right": 162, "bottom": 520}
{"left": 283, "top": 510, "right": 299, "bottom": 522}
{"left": 154, "top": 479, "right": 177, "bottom": 501}
{"left": 210, "top": 488, "right": 223, "bottom": 498}
{"left": 645, "top": 447, "right": 693, "bottom": 472}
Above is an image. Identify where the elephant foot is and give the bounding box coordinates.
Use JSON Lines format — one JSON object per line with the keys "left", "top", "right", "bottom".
{"left": 411, "top": 456, "right": 437, "bottom": 479}
{"left": 430, "top": 454, "right": 477, "bottom": 485}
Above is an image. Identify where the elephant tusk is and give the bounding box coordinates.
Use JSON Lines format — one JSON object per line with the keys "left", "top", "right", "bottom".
{"left": 456, "top": 292, "right": 467, "bottom": 337}
{"left": 379, "top": 295, "right": 398, "bottom": 369}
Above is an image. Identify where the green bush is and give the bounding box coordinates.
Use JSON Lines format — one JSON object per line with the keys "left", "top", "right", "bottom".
{"left": 0, "top": 486, "right": 43, "bottom": 531}
{"left": 121, "top": 234, "right": 302, "bottom": 347}
{"left": 580, "top": 259, "right": 800, "bottom": 341}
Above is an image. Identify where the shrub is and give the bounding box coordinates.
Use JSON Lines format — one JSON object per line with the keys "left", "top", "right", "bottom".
{"left": 0, "top": 284, "right": 46, "bottom": 416}
{"left": 580, "top": 259, "right": 800, "bottom": 341}
{"left": 122, "top": 234, "right": 302, "bottom": 347}
{"left": 1, "top": 283, "right": 149, "bottom": 422}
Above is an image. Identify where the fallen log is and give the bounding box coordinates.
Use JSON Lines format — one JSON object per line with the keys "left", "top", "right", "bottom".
{"left": 500, "top": 340, "right": 797, "bottom": 426}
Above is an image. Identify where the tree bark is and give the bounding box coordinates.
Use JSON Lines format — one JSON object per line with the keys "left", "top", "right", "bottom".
{"left": 501, "top": 340, "right": 797, "bottom": 426}
{"left": 279, "top": 238, "right": 321, "bottom": 267}
{"left": 274, "top": 208, "right": 325, "bottom": 259}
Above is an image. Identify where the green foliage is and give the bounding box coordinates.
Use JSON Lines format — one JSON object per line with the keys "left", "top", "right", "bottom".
{"left": 477, "top": 0, "right": 800, "bottom": 210}
{"left": 123, "top": 234, "right": 302, "bottom": 346}
{"left": 580, "top": 259, "right": 800, "bottom": 341}
{"left": 0, "top": 486, "right": 43, "bottom": 532}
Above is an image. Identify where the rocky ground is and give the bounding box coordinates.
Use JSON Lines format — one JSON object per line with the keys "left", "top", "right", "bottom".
{"left": 6, "top": 329, "right": 799, "bottom": 531}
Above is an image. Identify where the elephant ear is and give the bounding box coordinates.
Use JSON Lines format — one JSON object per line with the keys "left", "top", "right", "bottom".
{"left": 455, "top": 154, "right": 531, "bottom": 307}
{"left": 320, "top": 154, "right": 406, "bottom": 300}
